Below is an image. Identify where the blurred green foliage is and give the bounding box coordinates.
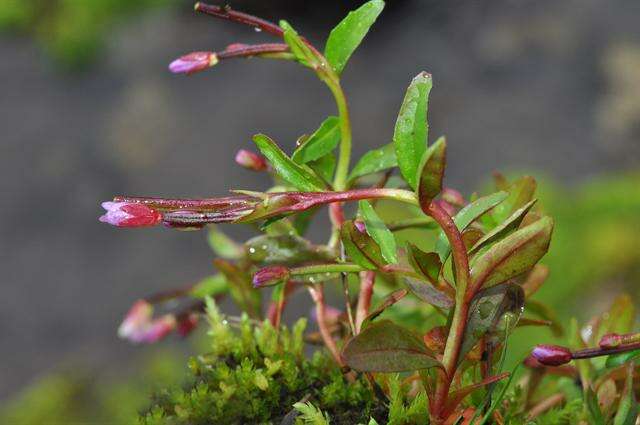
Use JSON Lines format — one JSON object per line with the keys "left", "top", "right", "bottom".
{"left": 0, "top": 0, "right": 170, "bottom": 68}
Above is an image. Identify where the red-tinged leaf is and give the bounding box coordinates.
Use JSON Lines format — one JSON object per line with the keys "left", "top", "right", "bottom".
{"left": 417, "top": 136, "right": 446, "bottom": 212}
{"left": 343, "top": 320, "right": 443, "bottom": 372}
{"left": 521, "top": 265, "right": 549, "bottom": 297}
{"left": 491, "top": 176, "right": 537, "bottom": 223}
{"left": 435, "top": 191, "right": 508, "bottom": 262}
{"left": 469, "top": 199, "right": 537, "bottom": 256}
{"left": 404, "top": 277, "right": 454, "bottom": 309}
{"left": 444, "top": 372, "right": 510, "bottom": 416}
{"left": 360, "top": 289, "right": 408, "bottom": 330}
{"left": 470, "top": 216, "right": 554, "bottom": 290}
{"left": 461, "top": 227, "right": 484, "bottom": 250}
{"left": 359, "top": 201, "right": 398, "bottom": 263}
{"left": 341, "top": 220, "right": 386, "bottom": 270}
{"left": 458, "top": 283, "right": 524, "bottom": 366}
{"left": 423, "top": 326, "right": 447, "bottom": 353}
{"left": 245, "top": 233, "right": 333, "bottom": 266}
{"left": 407, "top": 243, "right": 441, "bottom": 285}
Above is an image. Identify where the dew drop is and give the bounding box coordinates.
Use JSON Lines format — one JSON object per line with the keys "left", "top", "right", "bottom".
{"left": 254, "top": 27, "right": 262, "bottom": 32}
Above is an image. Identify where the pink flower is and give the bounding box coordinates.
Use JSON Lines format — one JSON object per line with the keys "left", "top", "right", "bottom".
{"left": 118, "top": 300, "right": 176, "bottom": 344}
{"left": 100, "top": 202, "right": 162, "bottom": 227}
{"left": 235, "top": 149, "right": 267, "bottom": 171}
{"left": 252, "top": 266, "right": 290, "bottom": 288}
{"left": 531, "top": 344, "right": 572, "bottom": 366}
{"left": 169, "top": 52, "right": 218, "bottom": 74}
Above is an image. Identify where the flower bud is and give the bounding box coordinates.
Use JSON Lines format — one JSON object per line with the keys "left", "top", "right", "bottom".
{"left": 235, "top": 149, "right": 267, "bottom": 171}
{"left": 531, "top": 344, "right": 572, "bottom": 366}
{"left": 252, "top": 266, "right": 290, "bottom": 288}
{"left": 176, "top": 313, "right": 199, "bottom": 337}
{"left": 100, "top": 202, "right": 162, "bottom": 227}
{"left": 133, "top": 315, "right": 176, "bottom": 344}
{"left": 169, "top": 51, "right": 218, "bottom": 74}
{"left": 118, "top": 300, "right": 153, "bottom": 339}
{"left": 599, "top": 333, "right": 622, "bottom": 348}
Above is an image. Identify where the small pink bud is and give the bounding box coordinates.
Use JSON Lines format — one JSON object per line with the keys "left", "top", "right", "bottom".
{"left": 100, "top": 202, "right": 162, "bottom": 227}
{"left": 133, "top": 315, "right": 176, "bottom": 344}
{"left": 354, "top": 219, "right": 367, "bottom": 234}
{"left": 169, "top": 52, "right": 218, "bottom": 74}
{"left": 531, "top": 344, "right": 573, "bottom": 366}
{"left": 252, "top": 266, "right": 290, "bottom": 288}
{"left": 118, "top": 300, "right": 153, "bottom": 339}
{"left": 176, "top": 313, "right": 199, "bottom": 337}
{"left": 599, "top": 333, "right": 622, "bottom": 348}
{"left": 235, "top": 149, "right": 267, "bottom": 171}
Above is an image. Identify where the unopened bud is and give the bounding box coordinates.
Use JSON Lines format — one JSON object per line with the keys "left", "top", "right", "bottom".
{"left": 531, "top": 344, "right": 572, "bottom": 366}
{"left": 252, "top": 266, "right": 290, "bottom": 288}
{"left": 599, "top": 333, "right": 623, "bottom": 348}
{"left": 133, "top": 315, "right": 176, "bottom": 344}
{"left": 169, "top": 51, "right": 218, "bottom": 74}
{"left": 100, "top": 202, "right": 162, "bottom": 227}
{"left": 235, "top": 149, "right": 267, "bottom": 171}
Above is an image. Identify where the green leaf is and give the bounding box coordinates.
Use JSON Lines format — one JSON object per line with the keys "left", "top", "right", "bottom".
{"left": 468, "top": 199, "right": 537, "bottom": 255}
{"left": 307, "top": 153, "right": 336, "bottom": 185}
{"left": 360, "top": 289, "right": 408, "bottom": 330}
{"left": 253, "top": 134, "right": 325, "bottom": 191}
{"left": 606, "top": 349, "right": 640, "bottom": 369}
{"left": 416, "top": 136, "right": 446, "bottom": 211}
{"left": 343, "top": 320, "right": 443, "bottom": 372}
{"left": 404, "top": 277, "right": 453, "bottom": 309}
{"left": 470, "top": 216, "right": 554, "bottom": 289}
{"left": 190, "top": 274, "right": 229, "bottom": 299}
{"left": 407, "top": 243, "right": 442, "bottom": 285}
{"left": 358, "top": 201, "right": 398, "bottom": 263}
{"left": 292, "top": 116, "right": 340, "bottom": 164}
{"left": 324, "top": 0, "right": 385, "bottom": 75}
{"left": 280, "top": 20, "right": 320, "bottom": 67}
{"left": 207, "top": 225, "right": 243, "bottom": 259}
{"left": 393, "top": 72, "right": 432, "bottom": 190}
{"left": 348, "top": 143, "right": 398, "bottom": 182}
{"left": 458, "top": 283, "right": 524, "bottom": 365}
{"left": 490, "top": 176, "right": 537, "bottom": 224}
{"left": 213, "top": 259, "right": 262, "bottom": 319}
{"left": 614, "top": 364, "right": 638, "bottom": 425}
{"left": 341, "top": 220, "right": 386, "bottom": 270}
{"left": 245, "top": 234, "right": 333, "bottom": 266}
{"left": 586, "top": 387, "right": 606, "bottom": 425}
{"left": 434, "top": 191, "right": 508, "bottom": 261}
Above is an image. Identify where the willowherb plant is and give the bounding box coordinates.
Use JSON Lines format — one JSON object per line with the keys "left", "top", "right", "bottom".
{"left": 100, "top": 2, "right": 640, "bottom": 423}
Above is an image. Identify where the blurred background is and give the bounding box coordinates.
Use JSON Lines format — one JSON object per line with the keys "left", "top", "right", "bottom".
{"left": 1, "top": 0, "right": 639, "bottom": 422}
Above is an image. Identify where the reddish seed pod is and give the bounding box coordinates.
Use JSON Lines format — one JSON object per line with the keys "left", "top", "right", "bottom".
{"left": 169, "top": 51, "right": 218, "bottom": 74}
{"left": 253, "top": 266, "right": 290, "bottom": 288}
{"left": 531, "top": 344, "right": 573, "bottom": 366}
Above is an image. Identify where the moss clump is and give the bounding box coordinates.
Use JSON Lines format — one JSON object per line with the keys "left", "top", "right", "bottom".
{"left": 140, "top": 299, "right": 386, "bottom": 424}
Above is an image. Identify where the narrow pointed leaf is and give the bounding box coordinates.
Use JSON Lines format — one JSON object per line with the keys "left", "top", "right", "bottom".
{"left": 207, "top": 225, "right": 243, "bottom": 259}
{"left": 417, "top": 136, "right": 447, "bottom": 212}
{"left": 458, "top": 283, "right": 524, "bottom": 365}
{"left": 435, "top": 191, "right": 508, "bottom": 261}
{"left": 393, "top": 72, "right": 432, "bottom": 189}
{"left": 470, "top": 216, "right": 554, "bottom": 289}
{"left": 407, "top": 243, "right": 441, "bottom": 285}
{"left": 469, "top": 199, "right": 537, "bottom": 255}
{"left": 359, "top": 201, "right": 398, "bottom": 263}
{"left": 361, "top": 289, "right": 408, "bottom": 329}
{"left": 444, "top": 372, "right": 509, "bottom": 415}
{"left": 613, "top": 364, "right": 638, "bottom": 425}
{"left": 521, "top": 265, "right": 549, "bottom": 297}
{"left": 586, "top": 387, "right": 606, "bottom": 425}
{"left": 213, "top": 259, "right": 262, "bottom": 319}
{"left": 526, "top": 299, "right": 563, "bottom": 337}
{"left": 190, "top": 274, "right": 229, "bottom": 298}
{"left": 324, "top": 0, "right": 385, "bottom": 75}
{"left": 308, "top": 153, "right": 336, "bottom": 183}
{"left": 343, "top": 320, "right": 443, "bottom": 372}
{"left": 292, "top": 117, "right": 340, "bottom": 164}
{"left": 348, "top": 143, "right": 398, "bottom": 182}
{"left": 341, "top": 220, "right": 386, "bottom": 270}
{"left": 491, "top": 176, "right": 537, "bottom": 223}
{"left": 606, "top": 349, "right": 640, "bottom": 369}
{"left": 253, "top": 134, "right": 325, "bottom": 191}
{"left": 404, "top": 277, "right": 453, "bottom": 309}
{"left": 280, "top": 20, "right": 319, "bottom": 67}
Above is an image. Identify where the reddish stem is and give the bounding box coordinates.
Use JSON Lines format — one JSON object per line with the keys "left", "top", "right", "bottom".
{"left": 195, "top": 3, "right": 284, "bottom": 37}
{"left": 217, "top": 43, "right": 290, "bottom": 60}
{"left": 571, "top": 341, "right": 640, "bottom": 359}
{"left": 308, "top": 285, "right": 344, "bottom": 366}
{"left": 355, "top": 271, "right": 375, "bottom": 333}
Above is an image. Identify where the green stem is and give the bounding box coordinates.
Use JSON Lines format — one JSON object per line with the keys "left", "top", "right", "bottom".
{"left": 326, "top": 79, "right": 352, "bottom": 192}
